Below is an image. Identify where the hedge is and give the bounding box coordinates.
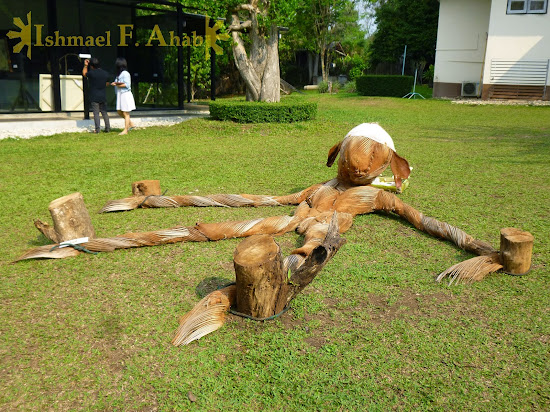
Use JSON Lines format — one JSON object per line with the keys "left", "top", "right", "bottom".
{"left": 209, "top": 100, "right": 317, "bottom": 123}
{"left": 356, "top": 75, "right": 414, "bottom": 97}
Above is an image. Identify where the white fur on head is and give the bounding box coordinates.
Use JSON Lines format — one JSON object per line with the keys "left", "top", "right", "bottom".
{"left": 345, "top": 123, "right": 396, "bottom": 152}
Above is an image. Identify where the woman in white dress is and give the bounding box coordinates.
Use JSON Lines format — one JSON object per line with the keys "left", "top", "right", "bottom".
{"left": 111, "top": 57, "right": 136, "bottom": 135}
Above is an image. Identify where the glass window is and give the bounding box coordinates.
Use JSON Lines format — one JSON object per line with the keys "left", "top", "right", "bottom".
{"left": 1, "top": 4, "right": 48, "bottom": 112}
{"left": 507, "top": 0, "right": 548, "bottom": 13}
{"left": 508, "top": 0, "right": 527, "bottom": 12}
{"left": 528, "top": 0, "right": 548, "bottom": 12}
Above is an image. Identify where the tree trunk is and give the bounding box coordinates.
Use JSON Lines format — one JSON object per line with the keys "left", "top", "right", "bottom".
{"left": 307, "top": 52, "right": 313, "bottom": 83}
{"left": 313, "top": 53, "right": 319, "bottom": 83}
{"left": 229, "top": 10, "right": 280, "bottom": 102}
{"left": 320, "top": 47, "right": 327, "bottom": 82}
{"left": 249, "top": 13, "right": 267, "bottom": 85}
{"left": 40, "top": 192, "right": 96, "bottom": 243}
{"left": 231, "top": 21, "right": 261, "bottom": 101}
{"left": 233, "top": 234, "right": 288, "bottom": 318}
{"left": 500, "top": 227, "right": 534, "bottom": 275}
{"left": 259, "top": 24, "right": 281, "bottom": 102}
{"left": 132, "top": 180, "right": 161, "bottom": 197}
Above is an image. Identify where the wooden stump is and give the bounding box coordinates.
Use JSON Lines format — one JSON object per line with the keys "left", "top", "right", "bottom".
{"left": 132, "top": 180, "right": 161, "bottom": 197}
{"left": 233, "top": 234, "right": 288, "bottom": 318}
{"left": 500, "top": 227, "right": 534, "bottom": 275}
{"left": 48, "top": 192, "right": 95, "bottom": 243}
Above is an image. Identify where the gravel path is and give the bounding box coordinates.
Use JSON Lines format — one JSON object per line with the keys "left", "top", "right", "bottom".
{"left": 452, "top": 98, "right": 550, "bottom": 106}
{"left": 0, "top": 114, "right": 207, "bottom": 140}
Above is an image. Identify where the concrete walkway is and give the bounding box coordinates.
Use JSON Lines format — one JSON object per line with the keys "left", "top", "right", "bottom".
{"left": 0, "top": 106, "right": 209, "bottom": 139}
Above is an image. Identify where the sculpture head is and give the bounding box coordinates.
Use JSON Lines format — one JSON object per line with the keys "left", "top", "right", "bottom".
{"left": 327, "top": 123, "right": 411, "bottom": 190}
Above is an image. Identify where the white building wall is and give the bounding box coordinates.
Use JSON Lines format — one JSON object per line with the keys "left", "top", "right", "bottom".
{"left": 434, "top": 0, "right": 491, "bottom": 85}
{"left": 484, "top": 0, "right": 550, "bottom": 86}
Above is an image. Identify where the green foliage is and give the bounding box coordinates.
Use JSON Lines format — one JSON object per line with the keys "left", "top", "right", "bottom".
{"left": 356, "top": 75, "right": 413, "bottom": 97}
{"left": 338, "top": 54, "right": 369, "bottom": 80}
{"left": 289, "top": 0, "right": 368, "bottom": 81}
{"left": 349, "top": 66, "right": 363, "bottom": 80}
{"left": 369, "top": 0, "right": 439, "bottom": 67}
{"left": 293, "top": 0, "right": 351, "bottom": 52}
{"left": 317, "top": 81, "right": 329, "bottom": 94}
{"left": 413, "top": 84, "right": 433, "bottom": 98}
{"left": 189, "top": 45, "right": 211, "bottom": 100}
{"left": 423, "top": 64, "right": 435, "bottom": 83}
{"left": 128, "top": 5, "right": 236, "bottom": 104}
{"left": 193, "top": 0, "right": 299, "bottom": 32}
{"left": 209, "top": 100, "right": 317, "bottom": 123}
{"left": 329, "top": 2, "right": 369, "bottom": 56}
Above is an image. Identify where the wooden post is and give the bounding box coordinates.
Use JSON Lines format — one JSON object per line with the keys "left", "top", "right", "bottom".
{"left": 233, "top": 234, "right": 288, "bottom": 318}
{"left": 132, "top": 180, "right": 161, "bottom": 197}
{"left": 500, "top": 227, "right": 534, "bottom": 275}
{"left": 48, "top": 192, "right": 95, "bottom": 243}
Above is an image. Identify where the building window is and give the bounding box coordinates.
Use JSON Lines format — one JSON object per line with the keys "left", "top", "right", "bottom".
{"left": 507, "top": 0, "right": 548, "bottom": 14}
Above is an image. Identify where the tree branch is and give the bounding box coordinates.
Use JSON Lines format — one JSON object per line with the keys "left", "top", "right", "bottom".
{"left": 229, "top": 13, "right": 261, "bottom": 101}
{"left": 234, "top": 4, "right": 256, "bottom": 13}
{"left": 227, "top": 19, "right": 252, "bottom": 32}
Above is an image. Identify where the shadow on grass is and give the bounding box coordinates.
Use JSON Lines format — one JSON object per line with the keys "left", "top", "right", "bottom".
{"left": 28, "top": 233, "right": 54, "bottom": 247}
{"left": 195, "top": 276, "right": 234, "bottom": 298}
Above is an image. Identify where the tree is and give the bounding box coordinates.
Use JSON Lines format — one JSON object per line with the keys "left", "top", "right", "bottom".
{"left": 288, "top": 0, "right": 368, "bottom": 83}
{"left": 221, "top": 0, "right": 301, "bottom": 102}
{"left": 368, "top": 0, "right": 439, "bottom": 70}
{"left": 180, "top": 0, "right": 298, "bottom": 102}
{"left": 293, "top": 0, "right": 356, "bottom": 82}
{"left": 355, "top": 0, "right": 379, "bottom": 37}
{"left": 329, "top": 1, "right": 370, "bottom": 79}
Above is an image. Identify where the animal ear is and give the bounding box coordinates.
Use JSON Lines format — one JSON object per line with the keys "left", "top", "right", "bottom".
{"left": 390, "top": 152, "right": 411, "bottom": 192}
{"left": 327, "top": 141, "right": 342, "bottom": 167}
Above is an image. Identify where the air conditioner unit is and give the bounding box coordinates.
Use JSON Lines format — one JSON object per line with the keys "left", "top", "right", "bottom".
{"left": 461, "top": 81, "right": 480, "bottom": 97}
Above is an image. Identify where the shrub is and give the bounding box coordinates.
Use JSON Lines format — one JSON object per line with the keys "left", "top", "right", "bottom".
{"left": 423, "top": 64, "right": 434, "bottom": 83}
{"left": 339, "top": 55, "right": 369, "bottom": 80}
{"left": 317, "top": 81, "right": 329, "bottom": 94}
{"left": 356, "top": 75, "right": 414, "bottom": 97}
{"left": 348, "top": 66, "right": 365, "bottom": 80}
{"left": 341, "top": 80, "right": 357, "bottom": 93}
{"left": 209, "top": 100, "right": 317, "bottom": 123}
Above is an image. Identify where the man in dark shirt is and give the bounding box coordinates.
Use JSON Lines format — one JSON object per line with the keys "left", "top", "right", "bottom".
{"left": 82, "top": 58, "right": 111, "bottom": 133}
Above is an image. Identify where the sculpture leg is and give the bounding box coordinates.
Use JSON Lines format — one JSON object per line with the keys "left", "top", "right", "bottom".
{"left": 373, "top": 190, "right": 502, "bottom": 283}
{"left": 374, "top": 190, "right": 496, "bottom": 255}
{"left": 16, "top": 207, "right": 311, "bottom": 261}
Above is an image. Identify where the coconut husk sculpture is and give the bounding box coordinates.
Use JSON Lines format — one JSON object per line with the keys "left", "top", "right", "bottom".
{"left": 17, "top": 123, "right": 534, "bottom": 344}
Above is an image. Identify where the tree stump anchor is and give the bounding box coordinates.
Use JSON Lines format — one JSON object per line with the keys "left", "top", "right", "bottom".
{"left": 499, "top": 227, "right": 534, "bottom": 276}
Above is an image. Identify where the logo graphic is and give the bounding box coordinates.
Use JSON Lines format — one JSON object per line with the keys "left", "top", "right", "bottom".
{"left": 7, "top": 11, "right": 32, "bottom": 59}
{"left": 204, "top": 17, "right": 230, "bottom": 59}
{"left": 7, "top": 11, "right": 230, "bottom": 60}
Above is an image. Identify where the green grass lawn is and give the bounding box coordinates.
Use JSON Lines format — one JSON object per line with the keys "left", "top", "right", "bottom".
{"left": 1, "top": 94, "right": 549, "bottom": 411}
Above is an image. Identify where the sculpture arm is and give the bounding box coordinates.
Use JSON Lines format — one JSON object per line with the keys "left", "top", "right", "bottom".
{"left": 99, "top": 183, "right": 324, "bottom": 213}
